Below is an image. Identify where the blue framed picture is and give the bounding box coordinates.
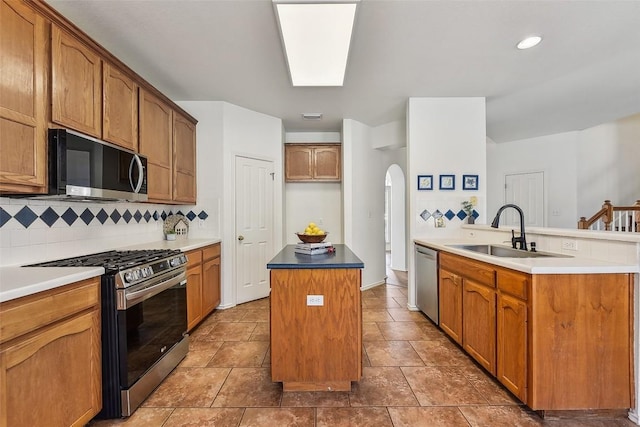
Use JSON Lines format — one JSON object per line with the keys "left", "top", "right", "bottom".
{"left": 439, "top": 174, "right": 455, "bottom": 190}
{"left": 463, "top": 174, "right": 479, "bottom": 190}
{"left": 417, "top": 175, "right": 433, "bottom": 190}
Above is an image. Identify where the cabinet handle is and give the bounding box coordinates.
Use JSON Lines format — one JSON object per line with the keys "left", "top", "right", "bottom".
{"left": 238, "top": 235, "right": 244, "bottom": 241}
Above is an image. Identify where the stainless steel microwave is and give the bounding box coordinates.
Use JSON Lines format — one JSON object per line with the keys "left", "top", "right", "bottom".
{"left": 46, "top": 129, "right": 148, "bottom": 202}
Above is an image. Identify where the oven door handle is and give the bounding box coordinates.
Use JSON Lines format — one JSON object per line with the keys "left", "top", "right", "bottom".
{"left": 122, "top": 271, "right": 187, "bottom": 309}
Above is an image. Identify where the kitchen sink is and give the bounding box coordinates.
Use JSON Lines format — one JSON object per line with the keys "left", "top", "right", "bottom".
{"left": 447, "top": 244, "right": 571, "bottom": 258}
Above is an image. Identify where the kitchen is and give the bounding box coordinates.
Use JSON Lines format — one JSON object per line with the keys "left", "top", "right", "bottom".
{"left": 2, "top": 0, "right": 640, "bottom": 426}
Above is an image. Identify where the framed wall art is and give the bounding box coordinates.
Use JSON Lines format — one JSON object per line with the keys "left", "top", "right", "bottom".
{"left": 439, "top": 174, "right": 455, "bottom": 190}
{"left": 417, "top": 175, "right": 433, "bottom": 190}
{"left": 463, "top": 174, "right": 479, "bottom": 190}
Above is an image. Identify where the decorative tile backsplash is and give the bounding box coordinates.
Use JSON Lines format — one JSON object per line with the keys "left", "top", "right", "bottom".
{"left": 0, "top": 204, "right": 208, "bottom": 229}
{"left": 419, "top": 208, "right": 479, "bottom": 222}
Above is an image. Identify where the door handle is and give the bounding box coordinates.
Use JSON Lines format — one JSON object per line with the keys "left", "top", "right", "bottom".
{"left": 238, "top": 235, "right": 244, "bottom": 241}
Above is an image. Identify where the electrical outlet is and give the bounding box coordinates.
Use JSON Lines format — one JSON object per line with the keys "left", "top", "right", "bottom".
{"left": 307, "top": 295, "right": 324, "bottom": 306}
{"left": 561, "top": 239, "right": 578, "bottom": 251}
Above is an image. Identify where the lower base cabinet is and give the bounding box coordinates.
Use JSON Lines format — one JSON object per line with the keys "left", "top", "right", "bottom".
{"left": 0, "top": 277, "right": 102, "bottom": 426}
{"left": 186, "top": 243, "right": 221, "bottom": 331}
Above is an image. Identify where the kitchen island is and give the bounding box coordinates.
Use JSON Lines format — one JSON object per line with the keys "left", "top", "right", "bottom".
{"left": 267, "top": 244, "right": 364, "bottom": 391}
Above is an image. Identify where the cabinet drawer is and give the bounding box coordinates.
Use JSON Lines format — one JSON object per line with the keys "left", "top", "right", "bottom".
{"left": 186, "top": 249, "right": 202, "bottom": 268}
{"left": 203, "top": 244, "right": 221, "bottom": 260}
{"left": 0, "top": 278, "right": 100, "bottom": 344}
{"left": 497, "top": 269, "right": 529, "bottom": 300}
{"left": 440, "top": 253, "right": 495, "bottom": 287}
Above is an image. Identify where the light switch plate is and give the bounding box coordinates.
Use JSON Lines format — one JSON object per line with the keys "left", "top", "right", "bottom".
{"left": 307, "top": 295, "right": 324, "bottom": 306}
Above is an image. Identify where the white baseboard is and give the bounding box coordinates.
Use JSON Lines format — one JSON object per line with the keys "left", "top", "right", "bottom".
{"left": 360, "top": 279, "right": 386, "bottom": 291}
{"left": 628, "top": 410, "right": 639, "bottom": 425}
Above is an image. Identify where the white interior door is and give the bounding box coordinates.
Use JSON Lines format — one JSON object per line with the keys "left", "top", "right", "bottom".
{"left": 235, "top": 156, "right": 273, "bottom": 304}
{"left": 504, "top": 172, "right": 544, "bottom": 227}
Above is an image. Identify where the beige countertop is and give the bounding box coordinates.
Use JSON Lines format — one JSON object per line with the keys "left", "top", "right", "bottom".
{"left": 414, "top": 238, "right": 640, "bottom": 274}
{"left": 0, "top": 237, "right": 221, "bottom": 303}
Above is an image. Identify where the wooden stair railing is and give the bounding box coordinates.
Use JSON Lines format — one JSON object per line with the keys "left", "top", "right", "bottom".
{"left": 578, "top": 200, "right": 640, "bottom": 232}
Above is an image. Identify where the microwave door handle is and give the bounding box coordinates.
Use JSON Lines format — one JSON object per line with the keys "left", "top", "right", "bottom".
{"left": 129, "top": 155, "right": 144, "bottom": 193}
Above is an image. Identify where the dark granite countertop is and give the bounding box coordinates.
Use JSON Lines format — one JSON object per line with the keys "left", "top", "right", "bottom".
{"left": 267, "top": 244, "right": 364, "bottom": 269}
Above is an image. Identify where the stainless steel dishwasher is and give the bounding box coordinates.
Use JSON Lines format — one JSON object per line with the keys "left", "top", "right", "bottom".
{"left": 415, "top": 244, "right": 439, "bottom": 324}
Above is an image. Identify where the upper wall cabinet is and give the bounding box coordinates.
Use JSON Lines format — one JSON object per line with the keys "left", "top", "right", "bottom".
{"left": 51, "top": 24, "right": 102, "bottom": 138}
{"left": 103, "top": 62, "right": 138, "bottom": 151}
{"left": 0, "top": 0, "right": 47, "bottom": 193}
{"left": 173, "top": 112, "right": 197, "bottom": 204}
{"left": 285, "top": 143, "right": 341, "bottom": 182}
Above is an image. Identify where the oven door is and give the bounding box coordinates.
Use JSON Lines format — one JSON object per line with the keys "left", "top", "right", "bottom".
{"left": 117, "top": 270, "right": 187, "bottom": 388}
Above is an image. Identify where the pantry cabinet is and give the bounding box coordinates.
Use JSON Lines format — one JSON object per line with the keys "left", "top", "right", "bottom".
{"left": 285, "top": 144, "right": 341, "bottom": 182}
{"left": 186, "top": 243, "right": 221, "bottom": 331}
{"left": 51, "top": 23, "right": 102, "bottom": 138}
{"left": 0, "top": 277, "right": 102, "bottom": 427}
{"left": 0, "top": 0, "right": 47, "bottom": 193}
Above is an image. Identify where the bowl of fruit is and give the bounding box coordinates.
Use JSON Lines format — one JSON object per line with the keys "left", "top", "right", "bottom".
{"left": 296, "top": 222, "right": 328, "bottom": 243}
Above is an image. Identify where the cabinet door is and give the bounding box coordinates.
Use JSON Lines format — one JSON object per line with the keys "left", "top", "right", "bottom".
{"left": 173, "top": 112, "right": 197, "bottom": 203}
{"left": 285, "top": 145, "right": 313, "bottom": 181}
{"left": 439, "top": 269, "right": 462, "bottom": 344}
{"left": 0, "top": 0, "right": 47, "bottom": 192}
{"left": 139, "top": 89, "right": 173, "bottom": 202}
{"left": 202, "top": 256, "right": 221, "bottom": 316}
{"left": 1, "top": 309, "right": 101, "bottom": 427}
{"left": 103, "top": 62, "right": 138, "bottom": 151}
{"left": 313, "top": 145, "right": 341, "bottom": 181}
{"left": 463, "top": 279, "right": 496, "bottom": 374}
{"left": 186, "top": 264, "right": 203, "bottom": 331}
{"left": 51, "top": 24, "right": 101, "bottom": 137}
{"left": 497, "top": 293, "right": 527, "bottom": 402}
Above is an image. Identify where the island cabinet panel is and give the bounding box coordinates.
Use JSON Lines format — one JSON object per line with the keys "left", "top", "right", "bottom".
{"left": 528, "top": 273, "right": 633, "bottom": 410}
{"left": 0, "top": 0, "right": 47, "bottom": 193}
{"left": 270, "top": 268, "right": 362, "bottom": 391}
{"left": 497, "top": 292, "right": 527, "bottom": 401}
{"left": 438, "top": 269, "right": 462, "bottom": 344}
{"left": 462, "top": 279, "right": 496, "bottom": 375}
{"left": 0, "top": 278, "right": 102, "bottom": 427}
{"left": 52, "top": 23, "right": 102, "bottom": 138}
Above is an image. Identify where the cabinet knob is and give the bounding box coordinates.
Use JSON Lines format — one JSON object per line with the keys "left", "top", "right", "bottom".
{"left": 238, "top": 235, "right": 245, "bottom": 241}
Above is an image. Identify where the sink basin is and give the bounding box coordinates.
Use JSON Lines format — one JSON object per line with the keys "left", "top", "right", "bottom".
{"left": 447, "top": 244, "right": 570, "bottom": 258}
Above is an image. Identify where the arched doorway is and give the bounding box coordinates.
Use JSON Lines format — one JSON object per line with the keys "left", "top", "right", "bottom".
{"left": 385, "top": 164, "right": 406, "bottom": 274}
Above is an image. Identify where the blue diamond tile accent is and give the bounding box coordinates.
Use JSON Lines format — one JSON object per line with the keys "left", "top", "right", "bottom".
{"left": 186, "top": 210, "right": 196, "bottom": 221}
{"left": 80, "top": 208, "right": 94, "bottom": 225}
{"left": 161, "top": 212, "right": 167, "bottom": 220}
{"left": 61, "top": 208, "right": 78, "bottom": 225}
{"left": 153, "top": 211, "right": 159, "bottom": 221}
{"left": 40, "top": 207, "right": 60, "bottom": 227}
{"left": 472, "top": 210, "right": 479, "bottom": 219}
{"left": 134, "top": 210, "right": 142, "bottom": 223}
{"left": 144, "top": 211, "right": 151, "bottom": 222}
{"left": 198, "top": 211, "right": 208, "bottom": 220}
{"left": 96, "top": 209, "right": 108, "bottom": 224}
{"left": 444, "top": 209, "right": 455, "bottom": 220}
{"left": 14, "top": 206, "right": 38, "bottom": 228}
{"left": 457, "top": 210, "right": 467, "bottom": 220}
{"left": 0, "top": 207, "right": 12, "bottom": 228}
{"left": 419, "top": 210, "right": 431, "bottom": 221}
{"left": 432, "top": 209, "right": 443, "bottom": 219}
{"left": 110, "top": 210, "right": 121, "bottom": 224}
{"left": 122, "top": 210, "right": 132, "bottom": 223}
{"left": 176, "top": 210, "right": 184, "bottom": 216}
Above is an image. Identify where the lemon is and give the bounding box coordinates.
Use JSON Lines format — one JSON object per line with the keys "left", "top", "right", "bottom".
{"left": 308, "top": 222, "right": 316, "bottom": 228}
{"left": 317, "top": 229, "right": 324, "bottom": 235}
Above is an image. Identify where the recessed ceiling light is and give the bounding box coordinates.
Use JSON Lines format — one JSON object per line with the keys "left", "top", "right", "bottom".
{"left": 517, "top": 36, "right": 542, "bottom": 50}
{"left": 274, "top": 1, "right": 359, "bottom": 86}
{"left": 302, "top": 113, "right": 323, "bottom": 120}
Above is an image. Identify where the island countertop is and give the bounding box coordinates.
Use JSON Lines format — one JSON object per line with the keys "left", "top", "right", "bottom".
{"left": 267, "top": 244, "right": 364, "bottom": 269}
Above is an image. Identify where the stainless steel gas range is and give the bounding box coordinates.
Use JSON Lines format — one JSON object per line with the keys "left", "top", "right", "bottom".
{"left": 30, "top": 249, "right": 189, "bottom": 418}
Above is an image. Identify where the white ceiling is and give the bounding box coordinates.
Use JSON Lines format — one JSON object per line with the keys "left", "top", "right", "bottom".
{"left": 47, "top": 0, "right": 640, "bottom": 142}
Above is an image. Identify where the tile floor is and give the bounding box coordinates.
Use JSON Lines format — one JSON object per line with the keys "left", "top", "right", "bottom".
{"left": 90, "top": 265, "right": 635, "bottom": 427}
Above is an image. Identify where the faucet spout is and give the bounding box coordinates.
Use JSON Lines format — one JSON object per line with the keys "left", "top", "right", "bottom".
{"left": 491, "top": 204, "right": 528, "bottom": 251}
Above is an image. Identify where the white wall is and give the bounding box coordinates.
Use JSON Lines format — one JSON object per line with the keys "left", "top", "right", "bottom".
{"left": 407, "top": 97, "right": 487, "bottom": 307}
{"left": 343, "top": 119, "right": 387, "bottom": 289}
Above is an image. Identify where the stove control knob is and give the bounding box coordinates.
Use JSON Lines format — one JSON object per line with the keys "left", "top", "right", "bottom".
{"left": 146, "top": 266, "right": 154, "bottom": 276}
{"left": 124, "top": 272, "right": 133, "bottom": 282}
{"left": 141, "top": 268, "right": 148, "bottom": 278}
{"left": 170, "top": 257, "right": 181, "bottom": 267}
{"left": 133, "top": 270, "right": 141, "bottom": 281}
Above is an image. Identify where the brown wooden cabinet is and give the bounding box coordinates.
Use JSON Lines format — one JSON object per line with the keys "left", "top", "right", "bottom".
{"left": 0, "top": 0, "right": 47, "bottom": 193}
{"left": 103, "top": 61, "right": 138, "bottom": 151}
{"left": 0, "top": 277, "right": 102, "bottom": 426}
{"left": 173, "top": 112, "right": 197, "bottom": 204}
{"left": 51, "top": 23, "right": 102, "bottom": 138}
{"left": 438, "top": 251, "right": 633, "bottom": 410}
{"left": 186, "top": 243, "right": 221, "bottom": 331}
{"left": 438, "top": 269, "right": 462, "bottom": 344}
{"left": 285, "top": 143, "right": 341, "bottom": 182}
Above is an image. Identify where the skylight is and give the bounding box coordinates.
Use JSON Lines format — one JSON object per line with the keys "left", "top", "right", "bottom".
{"left": 274, "top": 1, "right": 358, "bottom": 87}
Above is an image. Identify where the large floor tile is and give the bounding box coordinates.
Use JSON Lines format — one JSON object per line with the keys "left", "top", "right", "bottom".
{"left": 142, "top": 367, "right": 230, "bottom": 407}
{"left": 387, "top": 308, "right": 429, "bottom": 322}
{"left": 180, "top": 341, "right": 223, "bottom": 367}
{"left": 362, "top": 308, "right": 394, "bottom": 322}
{"left": 388, "top": 406, "right": 471, "bottom": 427}
{"left": 249, "top": 322, "right": 270, "bottom": 341}
{"left": 195, "top": 322, "right": 257, "bottom": 341}
{"left": 317, "top": 407, "right": 393, "bottom": 427}
{"left": 364, "top": 340, "right": 425, "bottom": 367}
{"left": 459, "top": 405, "right": 547, "bottom": 427}
{"left": 163, "top": 408, "right": 244, "bottom": 427}
{"left": 239, "top": 408, "right": 314, "bottom": 427}
{"left": 349, "top": 367, "right": 419, "bottom": 407}
{"left": 401, "top": 366, "right": 488, "bottom": 406}
{"left": 281, "top": 391, "right": 350, "bottom": 407}
{"left": 206, "top": 341, "right": 269, "bottom": 367}
{"left": 88, "top": 408, "right": 174, "bottom": 426}
{"left": 377, "top": 321, "right": 431, "bottom": 341}
{"left": 362, "top": 322, "right": 385, "bottom": 341}
{"left": 212, "top": 367, "right": 282, "bottom": 407}
{"left": 410, "top": 338, "right": 476, "bottom": 367}
{"left": 240, "top": 309, "right": 269, "bottom": 322}
{"left": 362, "top": 296, "right": 402, "bottom": 309}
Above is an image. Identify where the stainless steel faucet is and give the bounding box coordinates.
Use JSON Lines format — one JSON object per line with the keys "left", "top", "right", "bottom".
{"left": 491, "top": 204, "right": 528, "bottom": 251}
